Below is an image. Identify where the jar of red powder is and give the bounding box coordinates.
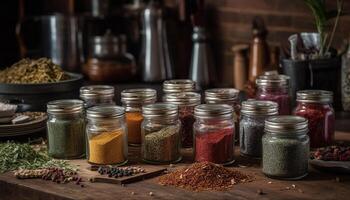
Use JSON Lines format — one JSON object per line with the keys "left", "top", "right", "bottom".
{"left": 256, "top": 75, "right": 291, "bottom": 115}
{"left": 204, "top": 88, "right": 240, "bottom": 141}
{"left": 163, "top": 92, "right": 201, "bottom": 148}
{"left": 194, "top": 104, "right": 235, "bottom": 165}
{"left": 294, "top": 90, "right": 335, "bottom": 148}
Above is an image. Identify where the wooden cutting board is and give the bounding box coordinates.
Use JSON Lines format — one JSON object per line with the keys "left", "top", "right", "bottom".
{"left": 87, "top": 165, "right": 167, "bottom": 185}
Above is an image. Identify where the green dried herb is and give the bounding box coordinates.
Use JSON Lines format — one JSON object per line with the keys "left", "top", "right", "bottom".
{"left": 0, "top": 58, "right": 69, "bottom": 84}
{"left": 0, "top": 142, "right": 76, "bottom": 173}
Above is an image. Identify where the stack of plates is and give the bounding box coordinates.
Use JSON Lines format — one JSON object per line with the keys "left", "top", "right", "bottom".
{"left": 0, "top": 113, "right": 47, "bottom": 137}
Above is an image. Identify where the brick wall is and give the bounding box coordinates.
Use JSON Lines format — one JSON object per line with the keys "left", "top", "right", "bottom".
{"left": 164, "top": 0, "right": 350, "bottom": 86}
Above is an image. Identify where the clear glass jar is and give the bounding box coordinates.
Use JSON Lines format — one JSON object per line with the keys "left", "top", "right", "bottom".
{"left": 163, "top": 79, "right": 196, "bottom": 95}
{"left": 163, "top": 92, "right": 201, "bottom": 148}
{"left": 121, "top": 88, "right": 157, "bottom": 146}
{"left": 80, "top": 85, "right": 115, "bottom": 108}
{"left": 86, "top": 105, "right": 128, "bottom": 165}
{"left": 256, "top": 75, "right": 291, "bottom": 115}
{"left": 141, "top": 103, "right": 181, "bottom": 164}
{"left": 294, "top": 90, "right": 335, "bottom": 148}
{"left": 262, "top": 116, "right": 309, "bottom": 180}
{"left": 205, "top": 88, "right": 240, "bottom": 141}
{"left": 194, "top": 104, "right": 235, "bottom": 165}
{"left": 47, "top": 100, "right": 86, "bottom": 159}
{"left": 240, "top": 100, "right": 278, "bottom": 158}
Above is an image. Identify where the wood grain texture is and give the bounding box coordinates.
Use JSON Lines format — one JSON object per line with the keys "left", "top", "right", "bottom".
{"left": 0, "top": 132, "right": 350, "bottom": 200}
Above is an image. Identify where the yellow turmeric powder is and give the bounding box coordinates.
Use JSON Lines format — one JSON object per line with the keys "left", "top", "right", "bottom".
{"left": 88, "top": 130, "right": 126, "bottom": 165}
{"left": 125, "top": 112, "right": 143, "bottom": 145}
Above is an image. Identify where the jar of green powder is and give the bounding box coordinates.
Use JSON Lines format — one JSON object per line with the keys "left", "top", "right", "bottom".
{"left": 47, "top": 99, "right": 86, "bottom": 159}
{"left": 262, "top": 116, "right": 309, "bottom": 180}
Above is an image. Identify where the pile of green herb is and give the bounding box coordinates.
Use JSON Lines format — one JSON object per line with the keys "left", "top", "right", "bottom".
{"left": 0, "top": 142, "right": 77, "bottom": 173}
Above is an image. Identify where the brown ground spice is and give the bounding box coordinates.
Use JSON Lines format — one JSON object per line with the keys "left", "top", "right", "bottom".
{"left": 158, "top": 162, "right": 253, "bottom": 191}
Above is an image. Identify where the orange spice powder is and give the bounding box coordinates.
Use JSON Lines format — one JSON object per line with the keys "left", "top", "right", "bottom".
{"left": 125, "top": 112, "right": 143, "bottom": 145}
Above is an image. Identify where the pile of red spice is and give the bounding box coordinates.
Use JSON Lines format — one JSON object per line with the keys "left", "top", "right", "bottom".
{"left": 158, "top": 162, "right": 252, "bottom": 191}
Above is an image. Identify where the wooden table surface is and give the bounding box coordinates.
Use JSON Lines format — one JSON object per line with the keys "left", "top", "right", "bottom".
{"left": 1, "top": 132, "right": 350, "bottom": 200}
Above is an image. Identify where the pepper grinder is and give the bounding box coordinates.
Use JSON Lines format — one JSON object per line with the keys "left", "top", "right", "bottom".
{"left": 139, "top": 1, "right": 173, "bottom": 82}
{"left": 189, "top": 26, "right": 215, "bottom": 90}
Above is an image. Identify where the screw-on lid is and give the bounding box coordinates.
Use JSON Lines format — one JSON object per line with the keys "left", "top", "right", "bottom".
{"left": 163, "top": 79, "right": 195, "bottom": 94}
{"left": 87, "top": 105, "right": 125, "bottom": 119}
{"left": 142, "top": 103, "right": 178, "bottom": 119}
{"left": 194, "top": 104, "right": 233, "bottom": 119}
{"left": 47, "top": 99, "right": 84, "bottom": 114}
{"left": 297, "top": 90, "right": 333, "bottom": 103}
{"left": 163, "top": 92, "right": 201, "bottom": 106}
{"left": 205, "top": 88, "right": 240, "bottom": 103}
{"left": 80, "top": 85, "right": 115, "bottom": 100}
{"left": 241, "top": 100, "right": 278, "bottom": 116}
{"left": 265, "top": 115, "right": 308, "bottom": 134}
{"left": 256, "top": 75, "right": 290, "bottom": 88}
{"left": 121, "top": 88, "right": 157, "bottom": 104}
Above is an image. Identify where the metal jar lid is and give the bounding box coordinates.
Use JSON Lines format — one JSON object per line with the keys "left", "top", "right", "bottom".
{"left": 87, "top": 105, "right": 125, "bottom": 119}
{"left": 163, "top": 79, "right": 196, "bottom": 93}
{"left": 205, "top": 88, "right": 240, "bottom": 103}
{"left": 296, "top": 90, "right": 333, "bottom": 103}
{"left": 121, "top": 88, "right": 157, "bottom": 104}
{"left": 142, "top": 103, "right": 178, "bottom": 119}
{"left": 241, "top": 100, "right": 278, "bottom": 116}
{"left": 256, "top": 75, "right": 290, "bottom": 88}
{"left": 163, "top": 92, "right": 201, "bottom": 106}
{"left": 80, "top": 85, "right": 115, "bottom": 100}
{"left": 265, "top": 116, "right": 308, "bottom": 134}
{"left": 194, "top": 104, "right": 233, "bottom": 119}
{"left": 47, "top": 99, "right": 84, "bottom": 114}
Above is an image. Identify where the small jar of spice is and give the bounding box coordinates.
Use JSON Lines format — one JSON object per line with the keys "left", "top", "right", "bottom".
{"left": 205, "top": 88, "right": 240, "bottom": 141}
{"left": 80, "top": 85, "right": 115, "bottom": 108}
{"left": 194, "top": 104, "right": 235, "bottom": 165}
{"left": 86, "top": 105, "right": 128, "bottom": 165}
{"left": 240, "top": 100, "right": 278, "bottom": 158}
{"left": 256, "top": 75, "right": 291, "bottom": 115}
{"left": 141, "top": 103, "right": 181, "bottom": 164}
{"left": 294, "top": 90, "right": 335, "bottom": 148}
{"left": 47, "top": 100, "right": 86, "bottom": 159}
{"left": 121, "top": 88, "right": 157, "bottom": 146}
{"left": 163, "top": 92, "right": 201, "bottom": 148}
{"left": 163, "top": 79, "right": 196, "bottom": 95}
{"left": 262, "top": 116, "right": 309, "bottom": 180}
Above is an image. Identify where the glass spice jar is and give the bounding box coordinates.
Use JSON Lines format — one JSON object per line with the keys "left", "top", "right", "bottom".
{"left": 256, "top": 75, "right": 291, "bottom": 115}
{"left": 240, "top": 100, "right": 278, "bottom": 158}
{"left": 163, "top": 92, "right": 201, "bottom": 148}
{"left": 86, "top": 105, "right": 128, "bottom": 166}
{"left": 80, "top": 85, "right": 115, "bottom": 108}
{"left": 121, "top": 88, "right": 157, "bottom": 146}
{"left": 205, "top": 88, "right": 240, "bottom": 141}
{"left": 163, "top": 79, "right": 196, "bottom": 95}
{"left": 262, "top": 116, "right": 309, "bottom": 180}
{"left": 141, "top": 103, "right": 181, "bottom": 164}
{"left": 194, "top": 104, "right": 235, "bottom": 165}
{"left": 294, "top": 90, "right": 335, "bottom": 148}
{"left": 47, "top": 100, "right": 86, "bottom": 159}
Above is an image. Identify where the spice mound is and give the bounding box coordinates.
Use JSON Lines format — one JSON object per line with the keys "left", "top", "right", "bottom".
{"left": 0, "top": 58, "right": 69, "bottom": 84}
{"left": 311, "top": 146, "right": 350, "bottom": 161}
{"left": 158, "top": 162, "right": 252, "bottom": 191}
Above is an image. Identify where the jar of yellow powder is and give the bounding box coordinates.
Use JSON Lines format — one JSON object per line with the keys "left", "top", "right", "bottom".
{"left": 121, "top": 88, "right": 157, "bottom": 146}
{"left": 86, "top": 105, "right": 128, "bottom": 165}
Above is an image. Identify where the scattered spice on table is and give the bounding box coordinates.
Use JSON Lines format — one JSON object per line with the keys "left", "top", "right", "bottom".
{"left": 125, "top": 112, "right": 144, "bottom": 145}
{"left": 0, "top": 58, "right": 69, "bottom": 84}
{"left": 195, "top": 128, "right": 234, "bottom": 164}
{"left": 143, "top": 126, "right": 180, "bottom": 163}
{"left": 158, "top": 162, "right": 252, "bottom": 191}
{"left": 311, "top": 146, "right": 350, "bottom": 161}
{"left": 88, "top": 130, "right": 126, "bottom": 165}
{"left": 96, "top": 166, "right": 145, "bottom": 178}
